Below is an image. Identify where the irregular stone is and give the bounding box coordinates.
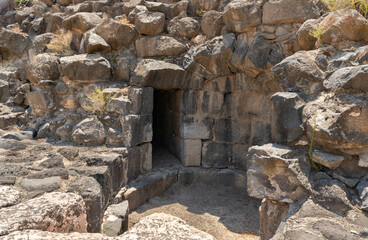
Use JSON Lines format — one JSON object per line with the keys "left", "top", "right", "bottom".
{"left": 270, "top": 92, "right": 305, "bottom": 143}
{"left": 0, "top": 28, "right": 30, "bottom": 59}
{"left": 168, "top": 14, "right": 200, "bottom": 39}
{"left": 0, "top": 186, "right": 20, "bottom": 208}
{"left": 80, "top": 31, "right": 111, "bottom": 54}
{"left": 62, "top": 12, "right": 101, "bottom": 33}
{"left": 202, "top": 141, "right": 231, "bottom": 168}
{"left": 303, "top": 95, "right": 368, "bottom": 153}
{"left": 120, "top": 213, "right": 216, "bottom": 240}
{"left": 19, "top": 176, "right": 61, "bottom": 192}
{"left": 135, "top": 36, "right": 187, "bottom": 58}
{"left": 127, "top": 5, "right": 148, "bottom": 22}
{"left": 95, "top": 19, "right": 136, "bottom": 49}
{"left": 319, "top": 9, "right": 368, "bottom": 46}
{"left": 120, "top": 114, "right": 152, "bottom": 147}
{"left": 26, "top": 90, "right": 55, "bottom": 114}
{"left": 0, "top": 80, "right": 9, "bottom": 101}
{"left": 71, "top": 118, "right": 106, "bottom": 146}
{"left": 0, "top": 164, "right": 29, "bottom": 176}
{"left": 201, "top": 10, "right": 223, "bottom": 38}
{"left": 259, "top": 198, "right": 289, "bottom": 240}
{"left": 132, "top": 59, "right": 202, "bottom": 90}
{"left": 357, "top": 179, "right": 368, "bottom": 211}
{"left": 39, "top": 154, "right": 65, "bottom": 168}
{"left": 184, "top": 34, "right": 235, "bottom": 79}
{"left": 0, "top": 192, "right": 87, "bottom": 236}
{"left": 135, "top": 12, "right": 165, "bottom": 36}
{"left": 332, "top": 173, "right": 359, "bottom": 188}
{"left": 69, "top": 176, "right": 103, "bottom": 232}
{"left": 263, "top": 0, "right": 320, "bottom": 25}
{"left": 312, "top": 150, "right": 344, "bottom": 169}
{"left": 1, "top": 230, "right": 108, "bottom": 240}
{"left": 26, "top": 53, "right": 60, "bottom": 84}
{"left": 324, "top": 65, "right": 368, "bottom": 92}
{"left": 101, "top": 201, "right": 129, "bottom": 236}
{"left": 1, "top": 131, "right": 33, "bottom": 141}
{"left": 247, "top": 144, "right": 310, "bottom": 203}
{"left": 26, "top": 168, "right": 69, "bottom": 180}
{"left": 295, "top": 18, "right": 321, "bottom": 51}
{"left": 0, "top": 176, "right": 16, "bottom": 185}
{"left": 272, "top": 51, "right": 325, "bottom": 93}
{"left": 60, "top": 54, "right": 111, "bottom": 82}
{"left": 58, "top": 147, "right": 79, "bottom": 161}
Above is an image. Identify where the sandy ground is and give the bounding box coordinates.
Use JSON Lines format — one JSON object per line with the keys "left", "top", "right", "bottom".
{"left": 129, "top": 182, "right": 261, "bottom": 240}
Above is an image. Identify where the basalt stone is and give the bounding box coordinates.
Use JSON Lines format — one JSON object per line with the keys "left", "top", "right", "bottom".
{"left": 214, "top": 118, "right": 250, "bottom": 143}
{"left": 202, "top": 141, "right": 231, "bottom": 168}
{"left": 135, "top": 12, "right": 165, "bottom": 36}
{"left": 26, "top": 53, "right": 60, "bottom": 84}
{"left": 80, "top": 31, "right": 111, "bottom": 54}
{"left": 120, "top": 114, "right": 152, "bottom": 147}
{"left": 0, "top": 28, "right": 30, "bottom": 59}
{"left": 62, "top": 12, "right": 101, "bottom": 33}
{"left": 71, "top": 118, "right": 106, "bottom": 146}
{"left": 19, "top": 176, "right": 61, "bottom": 192}
{"left": 95, "top": 19, "right": 136, "bottom": 49}
{"left": 135, "top": 36, "right": 187, "bottom": 58}
{"left": 324, "top": 65, "right": 368, "bottom": 93}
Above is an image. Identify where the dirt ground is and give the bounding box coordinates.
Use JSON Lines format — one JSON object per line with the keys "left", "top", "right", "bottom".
{"left": 129, "top": 182, "right": 261, "bottom": 240}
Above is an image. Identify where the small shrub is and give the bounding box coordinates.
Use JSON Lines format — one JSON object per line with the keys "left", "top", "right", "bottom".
{"left": 82, "top": 87, "right": 118, "bottom": 118}
{"left": 322, "top": 0, "right": 368, "bottom": 18}
{"left": 46, "top": 30, "right": 74, "bottom": 55}
{"left": 190, "top": 0, "right": 207, "bottom": 16}
{"left": 309, "top": 25, "right": 326, "bottom": 44}
{"left": 15, "top": 0, "right": 33, "bottom": 7}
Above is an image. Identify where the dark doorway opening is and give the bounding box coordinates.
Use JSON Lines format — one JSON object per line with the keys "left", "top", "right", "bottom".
{"left": 152, "top": 90, "right": 181, "bottom": 169}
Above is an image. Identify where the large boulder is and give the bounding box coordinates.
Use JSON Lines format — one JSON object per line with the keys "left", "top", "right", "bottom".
{"left": 26, "top": 53, "right": 60, "bottom": 84}
{"left": 62, "top": 12, "right": 101, "bottom": 33}
{"left": 262, "top": 0, "right": 320, "bottom": 25}
{"left": 319, "top": 9, "right": 368, "bottom": 46}
{"left": 60, "top": 54, "right": 111, "bottom": 82}
{"left": 71, "top": 118, "right": 106, "bottom": 146}
{"left": 95, "top": 19, "right": 136, "bottom": 49}
{"left": 247, "top": 144, "right": 310, "bottom": 203}
{"left": 135, "top": 36, "right": 187, "bottom": 58}
{"left": 135, "top": 12, "right": 165, "bottom": 36}
{"left": 303, "top": 95, "right": 368, "bottom": 154}
{"left": 0, "top": 192, "right": 87, "bottom": 236}
{"left": 223, "top": 0, "right": 262, "bottom": 33}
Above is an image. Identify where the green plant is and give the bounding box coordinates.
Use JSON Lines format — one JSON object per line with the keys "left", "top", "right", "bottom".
{"left": 82, "top": 87, "right": 118, "bottom": 118}
{"left": 309, "top": 115, "right": 323, "bottom": 171}
{"left": 15, "top": 0, "right": 33, "bottom": 7}
{"left": 322, "top": 0, "right": 368, "bottom": 18}
{"left": 309, "top": 25, "right": 326, "bottom": 44}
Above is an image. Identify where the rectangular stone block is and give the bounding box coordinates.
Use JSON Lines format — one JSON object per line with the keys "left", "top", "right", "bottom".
{"left": 129, "top": 87, "right": 154, "bottom": 114}
{"left": 198, "top": 91, "right": 224, "bottom": 115}
{"left": 232, "top": 144, "right": 249, "bottom": 170}
{"left": 203, "top": 75, "right": 236, "bottom": 93}
{"left": 214, "top": 118, "right": 250, "bottom": 143}
{"left": 250, "top": 120, "right": 271, "bottom": 145}
{"left": 176, "top": 90, "right": 197, "bottom": 115}
{"left": 180, "top": 139, "right": 202, "bottom": 167}
{"left": 202, "top": 141, "right": 232, "bottom": 168}
{"left": 125, "top": 143, "right": 152, "bottom": 182}
{"left": 180, "top": 115, "right": 213, "bottom": 139}
{"left": 223, "top": 93, "right": 247, "bottom": 118}
{"left": 120, "top": 114, "right": 152, "bottom": 147}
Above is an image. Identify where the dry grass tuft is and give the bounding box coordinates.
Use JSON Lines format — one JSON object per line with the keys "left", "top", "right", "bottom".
{"left": 322, "top": 0, "right": 368, "bottom": 17}
{"left": 117, "top": 15, "right": 134, "bottom": 27}
{"left": 46, "top": 30, "right": 74, "bottom": 55}
{"left": 8, "top": 25, "right": 27, "bottom": 35}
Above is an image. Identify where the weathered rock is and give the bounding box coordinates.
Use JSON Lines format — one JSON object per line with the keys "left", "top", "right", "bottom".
{"left": 0, "top": 186, "right": 20, "bottom": 208}
{"left": 39, "top": 154, "right": 64, "bottom": 168}
{"left": 1, "top": 131, "right": 33, "bottom": 141}
{"left": 247, "top": 144, "right": 310, "bottom": 203}
{"left": 26, "top": 54, "right": 60, "bottom": 84}
{"left": 0, "top": 28, "right": 30, "bottom": 59}
{"left": 62, "top": 12, "right": 101, "bottom": 33}
{"left": 168, "top": 13, "right": 200, "bottom": 39}
{"left": 223, "top": 0, "right": 262, "bottom": 33}
{"left": 202, "top": 141, "right": 231, "bottom": 168}
{"left": 19, "top": 176, "right": 61, "bottom": 192}
{"left": 0, "top": 192, "right": 87, "bottom": 236}
{"left": 120, "top": 114, "right": 152, "bottom": 147}
{"left": 132, "top": 59, "right": 202, "bottom": 89}
{"left": 270, "top": 92, "right": 305, "bottom": 143}
{"left": 26, "top": 168, "right": 69, "bottom": 180}
{"left": 60, "top": 54, "right": 111, "bottom": 82}
{"left": 185, "top": 34, "right": 235, "bottom": 79}
{"left": 303, "top": 95, "right": 368, "bottom": 154}
{"left": 214, "top": 118, "right": 250, "bottom": 143}
{"left": 272, "top": 51, "right": 325, "bottom": 93}
{"left": 324, "top": 65, "right": 368, "bottom": 92}
{"left": 357, "top": 179, "right": 368, "bottom": 211}
{"left": 120, "top": 213, "right": 216, "bottom": 240}
{"left": 0, "top": 230, "right": 108, "bottom": 240}
{"left": 135, "top": 12, "right": 165, "bottom": 36}
{"left": 295, "top": 19, "right": 321, "bottom": 51}
{"left": 128, "top": 5, "right": 148, "bottom": 22}
{"left": 95, "top": 19, "right": 136, "bottom": 49}
{"left": 80, "top": 31, "right": 111, "bottom": 54}
{"left": 71, "top": 118, "right": 106, "bottom": 146}
{"left": 69, "top": 176, "right": 103, "bottom": 232}
{"left": 319, "top": 9, "right": 368, "bottom": 46}
{"left": 262, "top": 0, "right": 320, "bottom": 25}
{"left": 201, "top": 10, "right": 223, "bottom": 38}
{"left": 259, "top": 198, "right": 289, "bottom": 240}
{"left": 101, "top": 201, "right": 129, "bottom": 236}
{"left": 26, "top": 90, "right": 55, "bottom": 114}
{"left": 135, "top": 36, "right": 187, "bottom": 58}
{"left": 312, "top": 150, "right": 344, "bottom": 169}
{"left": 0, "top": 80, "right": 9, "bottom": 101}
{"left": 58, "top": 147, "right": 79, "bottom": 161}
